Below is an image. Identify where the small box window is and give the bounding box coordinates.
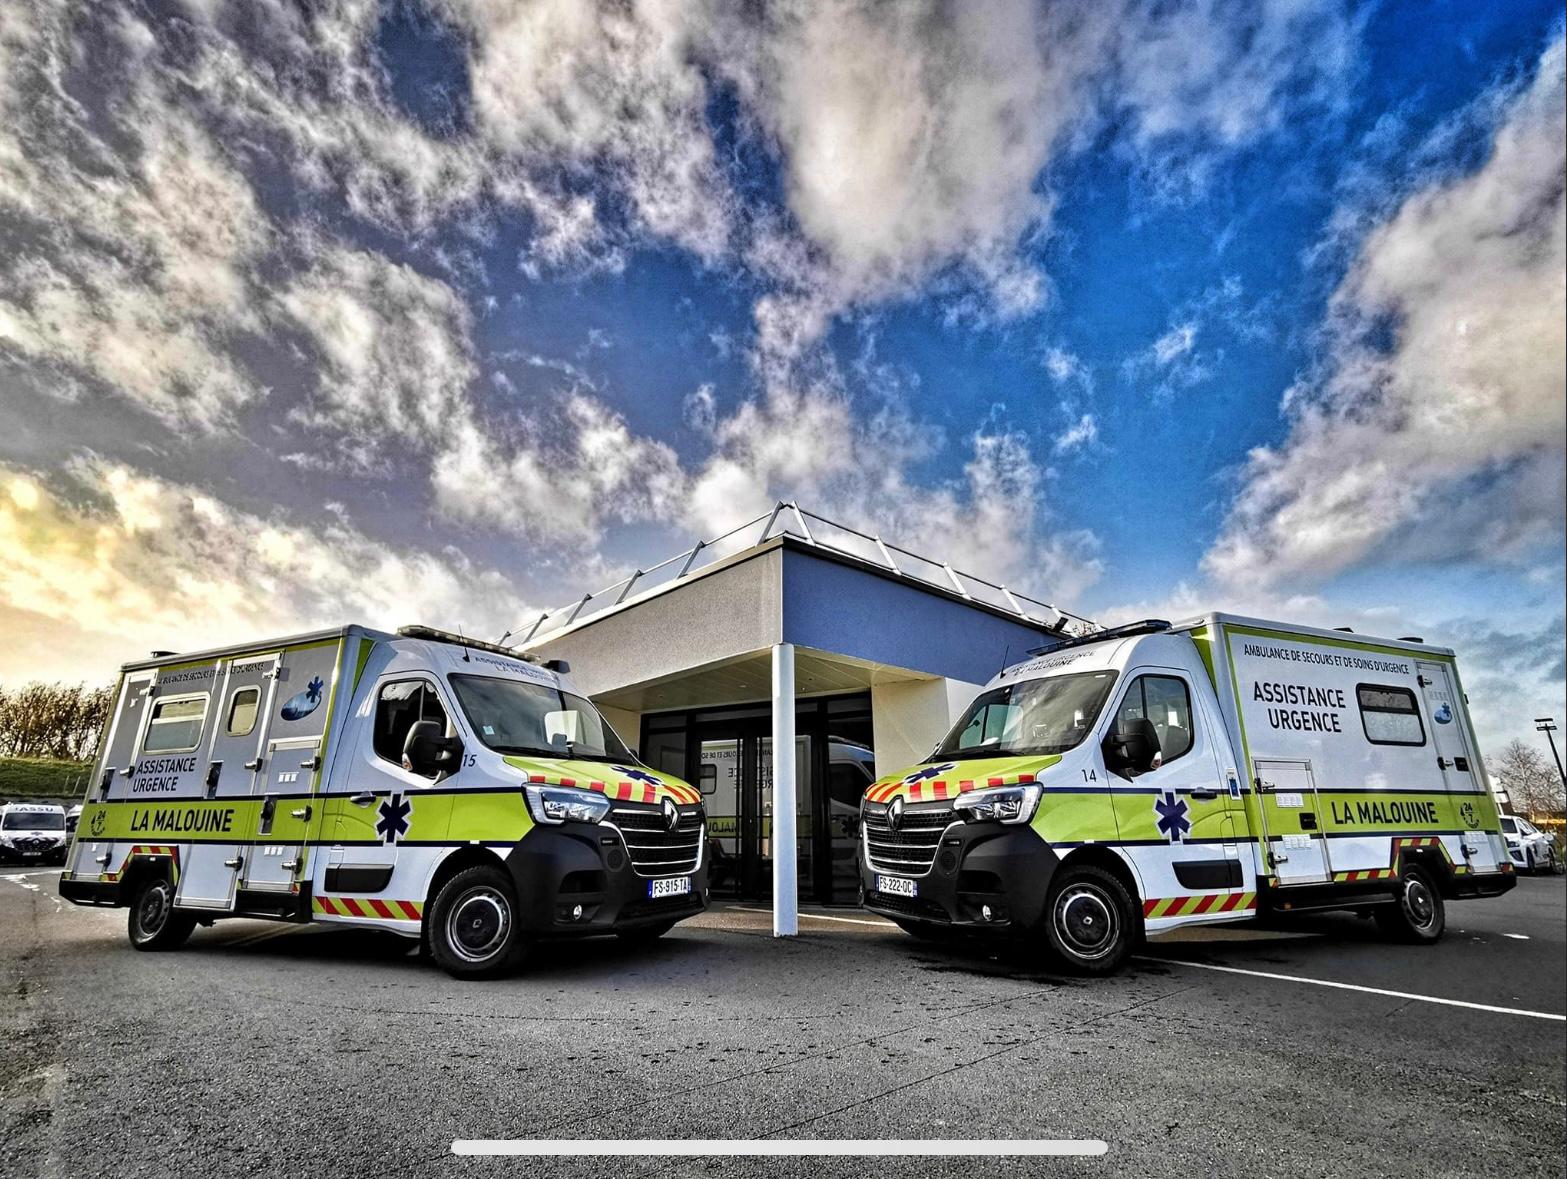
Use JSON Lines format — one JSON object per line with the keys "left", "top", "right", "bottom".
{"left": 1357, "top": 684, "right": 1426, "bottom": 746}
{"left": 143, "top": 695, "right": 209, "bottom": 753}
{"left": 226, "top": 687, "right": 261, "bottom": 737}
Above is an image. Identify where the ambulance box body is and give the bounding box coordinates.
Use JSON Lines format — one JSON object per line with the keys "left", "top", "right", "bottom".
{"left": 859, "top": 614, "right": 1512, "bottom": 973}
{"left": 61, "top": 625, "right": 708, "bottom": 978}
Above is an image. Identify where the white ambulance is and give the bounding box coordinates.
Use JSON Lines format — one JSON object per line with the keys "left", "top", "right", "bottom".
{"left": 61, "top": 625, "right": 708, "bottom": 978}
{"left": 860, "top": 615, "right": 1514, "bottom": 973}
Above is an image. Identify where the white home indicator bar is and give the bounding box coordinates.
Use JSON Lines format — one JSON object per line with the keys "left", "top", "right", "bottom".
{"left": 451, "top": 1139, "right": 1108, "bottom": 1157}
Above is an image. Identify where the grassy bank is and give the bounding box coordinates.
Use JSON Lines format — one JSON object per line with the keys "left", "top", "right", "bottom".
{"left": 0, "top": 757, "right": 91, "bottom": 802}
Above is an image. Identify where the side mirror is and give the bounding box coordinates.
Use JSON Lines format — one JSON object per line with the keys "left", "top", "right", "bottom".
{"left": 403, "top": 720, "right": 464, "bottom": 779}
{"left": 1103, "top": 718, "right": 1161, "bottom": 778}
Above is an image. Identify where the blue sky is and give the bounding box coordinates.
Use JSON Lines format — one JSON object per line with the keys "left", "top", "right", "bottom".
{"left": 1, "top": 0, "right": 1562, "bottom": 757}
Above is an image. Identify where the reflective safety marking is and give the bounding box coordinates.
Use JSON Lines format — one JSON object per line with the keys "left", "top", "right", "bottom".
{"left": 313, "top": 895, "right": 422, "bottom": 920}
{"left": 99, "top": 845, "right": 179, "bottom": 884}
{"left": 527, "top": 774, "right": 700, "bottom": 805}
{"left": 1143, "top": 891, "right": 1255, "bottom": 919}
{"left": 1334, "top": 868, "right": 1396, "bottom": 882}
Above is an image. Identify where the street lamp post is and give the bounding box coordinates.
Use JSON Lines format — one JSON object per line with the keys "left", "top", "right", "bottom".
{"left": 1536, "top": 718, "right": 1566, "bottom": 788}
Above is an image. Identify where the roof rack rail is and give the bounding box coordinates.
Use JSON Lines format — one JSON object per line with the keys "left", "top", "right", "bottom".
{"left": 396, "top": 625, "right": 541, "bottom": 663}
{"left": 1027, "top": 619, "right": 1171, "bottom": 657}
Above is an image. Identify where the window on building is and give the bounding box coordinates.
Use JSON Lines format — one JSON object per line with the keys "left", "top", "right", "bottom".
{"left": 225, "top": 687, "right": 261, "bottom": 737}
{"left": 1357, "top": 684, "right": 1425, "bottom": 746}
{"left": 373, "top": 680, "right": 448, "bottom": 769}
{"left": 143, "top": 695, "right": 209, "bottom": 754}
{"left": 1116, "top": 675, "right": 1194, "bottom": 764}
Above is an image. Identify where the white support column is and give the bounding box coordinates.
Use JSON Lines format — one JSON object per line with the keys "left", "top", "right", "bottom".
{"left": 771, "top": 642, "right": 798, "bottom": 937}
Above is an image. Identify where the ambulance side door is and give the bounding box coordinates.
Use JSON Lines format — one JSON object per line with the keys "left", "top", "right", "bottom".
{"left": 323, "top": 676, "right": 451, "bottom": 899}
{"left": 1110, "top": 670, "right": 1247, "bottom": 908}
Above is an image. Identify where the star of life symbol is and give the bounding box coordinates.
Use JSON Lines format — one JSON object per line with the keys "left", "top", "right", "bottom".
{"left": 1153, "top": 790, "right": 1190, "bottom": 843}
{"left": 903, "top": 763, "right": 955, "bottom": 785}
{"left": 614, "top": 766, "right": 663, "bottom": 787}
{"left": 377, "top": 793, "right": 412, "bottom": 843}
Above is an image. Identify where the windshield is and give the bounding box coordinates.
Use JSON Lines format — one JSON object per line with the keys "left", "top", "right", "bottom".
{"left": 449, "top": 674, "right": 634, "bottom": 763}
{"left": 3, "top": 811, "right": 64, "bottom": 831}
{"left": 935, "top": 671, "right": 1119, "bottom": 760}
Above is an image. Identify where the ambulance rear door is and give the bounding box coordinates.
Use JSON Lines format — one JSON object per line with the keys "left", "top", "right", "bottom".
{"left": 1417, "top": 660, "right": 1497, "bottom": 873}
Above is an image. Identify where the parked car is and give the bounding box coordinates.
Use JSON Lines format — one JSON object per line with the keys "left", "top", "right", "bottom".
{"left": 0, "top": 802, "right": 69, "bottom": 866}
{"left": 1500, "top": 815, "right": 1558, "bottom": 874}
{"left": 65, "top": 804, "right": 83, "bottom": 835}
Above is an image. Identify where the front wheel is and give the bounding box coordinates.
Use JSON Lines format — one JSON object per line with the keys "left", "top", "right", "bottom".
{"left": 1374, "top": 865, "right": 1445, "bottom": 944}
{"left": 127, "top": 876, "right": 196, "bottom": 951}
{"left": 1040, "top": 865, "right": 1136, "bottom": 975}
{"left": 428, "top": 866, "right": 528, "bottom": 980}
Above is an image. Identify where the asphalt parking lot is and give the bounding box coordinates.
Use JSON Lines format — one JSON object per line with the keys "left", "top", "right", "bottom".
{"left": 2, "top": 873, "right": 1562, "bottom": 1178}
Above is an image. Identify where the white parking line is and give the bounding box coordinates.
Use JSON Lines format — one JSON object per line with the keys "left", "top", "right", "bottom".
{"left": 1144, "top": 956, "right": 1565, "bottom": 1022}
{"left": 731, "top": 906, "right": 897, "bottom": 929}
{"left": 451, "top": 1138, "right": 1107, "bottom": 1157}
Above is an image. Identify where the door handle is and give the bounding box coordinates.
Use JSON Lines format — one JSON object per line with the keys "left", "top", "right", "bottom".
{"left": 290, "top": 806, "right": 312, "bottom": 821}
{"left": 223, "top": 856, "right": 244, "bottom": 869}
{"left": 351, "top": 792, "right": 376, "bottom": 807}
{"left": 1190, "top": 789, "right": 1218, "bottom": 801}
{"left": 245, "top": 758, "right": 263, "bottom": 771}
{"left": 1437, "top": 756, "right": 1453, "bottom": 770}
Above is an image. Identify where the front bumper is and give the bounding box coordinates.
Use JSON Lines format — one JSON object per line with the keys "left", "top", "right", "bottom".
{"left": 0, "top": 842, "right": 66, "bottom": 865}
{"left": 507, "top": 823, "right": 708, "bottom": 936}
{"left": 859, "top": 822, "right": 1057, "bottom": 934}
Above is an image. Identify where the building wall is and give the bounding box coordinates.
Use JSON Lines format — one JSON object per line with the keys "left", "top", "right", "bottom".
{"left": 869, "top": 677, "right": 983, "bottom": 776}
{"left": 532, "top": 548, "right": 783, "bottom": 697}
{"left": 598, "top": 705, "right": 643, "bottom": 754}
{"left": 780, "top": 549, "right": 1051, "bottom": 685}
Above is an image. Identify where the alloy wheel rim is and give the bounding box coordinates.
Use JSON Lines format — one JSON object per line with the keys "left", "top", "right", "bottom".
{"left": 447, "top": 887, "right": 511, "bottom": 963}
{"left": 1404, "top": 877, "right": 1435, "bottom": 929}
{"left": 1055, "top": 884, "right": 1118, "bottom": 960}
{"left": 139, "top": 882, "right": 170, "bottom": 936}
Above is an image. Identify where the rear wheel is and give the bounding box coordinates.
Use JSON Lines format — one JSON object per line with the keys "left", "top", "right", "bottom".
{"left": 428, "top": 865, "right": 528, "bottom": 980}
{"left": 1375, "top": 865, "right": 1445, "bottom": 943}
{"left": 127, "top": 876, "right": 195, "bottom": 951}
{"left": 1040, "top": 865, "right": 1136, "bottom": 975}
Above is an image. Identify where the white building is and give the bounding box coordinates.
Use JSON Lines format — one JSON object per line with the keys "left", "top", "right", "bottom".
{"left": 521, "top": 503, "right": 1092, "bottom": 927}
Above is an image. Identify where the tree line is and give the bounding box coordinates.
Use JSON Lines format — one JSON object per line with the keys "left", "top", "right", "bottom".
{"left": 0, "top": 682, "right": 114, "bottom": 761}
{"left": 1490, "top": 739, "right": 1566, "bottom": 820}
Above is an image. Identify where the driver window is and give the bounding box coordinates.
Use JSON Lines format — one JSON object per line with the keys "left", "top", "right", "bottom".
{"left": 1117, "top": 675, "right": 1194, "bottom": 766}
{"left": 372, "top": 680, "right": 447, "bottom": 773}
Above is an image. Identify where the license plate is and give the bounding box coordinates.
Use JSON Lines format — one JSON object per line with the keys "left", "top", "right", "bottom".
{"left": 877, "top": 874, "right": 917, "bottom": 898}
{"left": 648, "top": 876, "right": 691, "bottom": 900}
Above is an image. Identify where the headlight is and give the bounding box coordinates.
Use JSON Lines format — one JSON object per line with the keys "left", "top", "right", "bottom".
{"left": 524, "top": 785, "right": 612, "bottom": 825}
{"left": 952, "top": 784, "right": 1041, "bottom": 825}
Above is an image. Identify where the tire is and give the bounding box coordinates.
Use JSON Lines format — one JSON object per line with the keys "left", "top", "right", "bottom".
{"left": 127, "top": 876, "right": 196, "bottom": 952}
{"left": 1374, "top": 865, "right": 1445, "bottom": 944}
{"left": 427, "top": 865, "right": 528, "bottom": 980}
{"left": 616, "top": 920, "right": 676, "bottom": 944}
{"left": 892, "top": 918, "right": 958, "bottom": 943}
{"left": 1040, "top": 865, "right": 1136, "bottom": 975}
{"left": 1525, "top": 850, "right": 1536, "bottom": 874}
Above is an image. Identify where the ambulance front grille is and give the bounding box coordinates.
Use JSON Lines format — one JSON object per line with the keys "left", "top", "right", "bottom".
{"left": 862, "top": 805, "right": 954, "bottom": 876}
{"left": 607, "top": 805, "right": 705, "bottom": 878}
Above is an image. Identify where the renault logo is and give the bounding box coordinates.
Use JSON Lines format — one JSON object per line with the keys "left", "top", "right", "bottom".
{"left": 662, "top": 797, "right": 679, "bottom": 831}
{"left": 888, "top": 796, "right": 904, "bottom": 831}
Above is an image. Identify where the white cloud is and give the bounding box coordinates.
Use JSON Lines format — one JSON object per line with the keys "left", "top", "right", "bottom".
{"left": 276, "top": 243, "right": 478, "bottom": 458}
{"left": 0, "top": 458, "right": 534, "bottom": 687}
{"left": 432, "top": 395, "right": 686, "bottom": 543}
{"left": 1152, "top": 323, "right": 1198, "bottom": 365}
{"left": 0, "top": 6, "right": 269, "bottom": 430}
{"left": 1053, "top": 414, "right": 1100, "bottom": 455}
{"left": 686, "top": 381, "right": 1102, "bottom": 602}
{"left": 1206, "top": 35, "right": 1567, "bottom": 588}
